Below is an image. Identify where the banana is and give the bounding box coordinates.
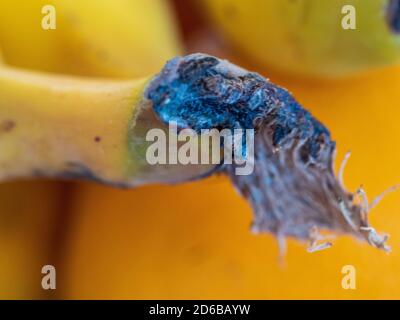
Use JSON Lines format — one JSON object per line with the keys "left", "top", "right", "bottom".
{"left": 63, "top": 62, "right": 400, "bottom": 300}
{"left": 0, "top": 0, "right": 182, "bottom": 78}
{"left": 0, "top": 62, "right": 216, "bottom": 185}
{"left": 1, "top": 51, "right": 394, "bottom": 248}
{"left": 0, "top": 0, "right": 185, "bottom": 299}
{"left": 0, "top": 180, "right": 63, "bottom": 299}
{"left": 2, "top": 0, "right": 398, "bottom": 300}
{"left": 202, "top": 0, "right": 400, "bottom": 77}
{"left": 0, "top": 48, "right": 63, "bottom": 299}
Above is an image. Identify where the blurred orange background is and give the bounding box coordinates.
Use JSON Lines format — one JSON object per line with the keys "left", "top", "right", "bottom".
{"left": 0, "top": 0, "right": 399, "bottom": 299}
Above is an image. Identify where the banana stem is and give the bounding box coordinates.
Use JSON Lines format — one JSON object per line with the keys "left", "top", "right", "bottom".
{"left": 0, "top": 53, "right": 392, "bottom": 250}
{"left": 0, "top": 65, "right": 216, "bottom": 185}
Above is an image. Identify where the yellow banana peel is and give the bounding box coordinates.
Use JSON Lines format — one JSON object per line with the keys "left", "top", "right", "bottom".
{"left": 62, "top": 63, "right": 400, "bottom": 299}
{"left": 202, "top": 0, "right": 400, "bottom": 77}
{"left": 0, "top": 0, "right": 182, "bottom": 78}
{"left": 0, "top": 64, "right": 217, "bottom": 185}
{"left": 0, "top": 0, "right": 183, "bottom": 299}
{"left": 0, "top": 180, "right": 63, "bottom": 299}
{"left": 0, "top": 48, "right": 64, "bottom": 299}
{"left": 4, "top": 0, "right": 397, "bottom": 301}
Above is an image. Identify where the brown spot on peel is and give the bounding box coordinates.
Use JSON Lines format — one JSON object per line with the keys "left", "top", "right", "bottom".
{"left": 0, "top": 120, "right": 15, "bottom": 132}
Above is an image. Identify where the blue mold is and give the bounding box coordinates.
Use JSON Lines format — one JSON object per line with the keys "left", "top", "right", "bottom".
{"left": 145, "top": 53, "right": 333, "bottom": 165}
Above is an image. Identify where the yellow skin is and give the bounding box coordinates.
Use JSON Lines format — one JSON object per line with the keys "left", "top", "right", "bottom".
{"left": 0, "top": 0, "right": 182, "bottom": 299}
{"left": 2, "top": 9, "right": 399, "bottom": 299}
{"left": 0, "top": 0, "right": 185, "bottom": 184}
{"left": 202, "top": 0, "right": 400, "bottom": 77}
{"left": 0, "top": 66, "right": 146, "bottom": 183}
{"left": 0, "top": 0, "right": 181, "bottom": 78}
{"left": 0, "top": 180, "right": 62, "bottom": 299}
{"left": 0, "top": 65, "right": 216, "bottom": 186}
{"left": 0, "top": 51, "right": 64, "bottom": 299}
{"left": 44, "top": 40, "right": 399, "bottom": 299}
{"left": 61, "top": 63, "right": 400, "bottom": 300}
{"left": 2, "top": 0, "right": 398, "bottom": 300}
